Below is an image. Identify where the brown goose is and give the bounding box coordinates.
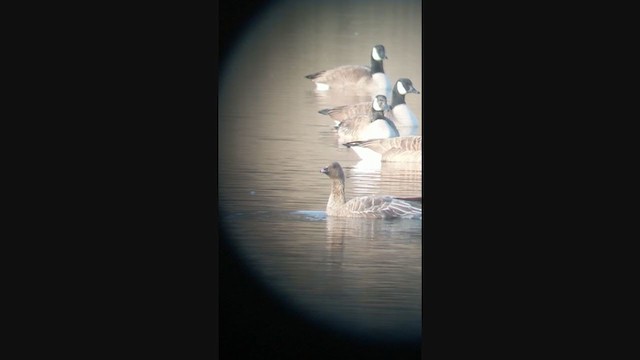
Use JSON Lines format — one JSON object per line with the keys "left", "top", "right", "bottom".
{"left": 320, "top": 162, "right": 422, "bottom": 219}
{"left": 305, "top": 45, "right": 391, "bottom": 92}
{"left": 344, "top": 136, "right": 422, "bottom": 163}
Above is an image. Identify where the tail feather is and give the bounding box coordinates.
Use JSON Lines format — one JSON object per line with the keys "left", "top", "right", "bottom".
{"left": 395, "top": 197, "right": 422, "bottom": 203}
{"left": 343, "top": 140, "right": 366, "bottom": 148}
{"left": 305, "top": 70, "right": 325, "bottom": 80}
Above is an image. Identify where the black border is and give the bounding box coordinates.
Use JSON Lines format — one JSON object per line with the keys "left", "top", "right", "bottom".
{"left": 36, "top": 0, "right": 612, "bottom": 357}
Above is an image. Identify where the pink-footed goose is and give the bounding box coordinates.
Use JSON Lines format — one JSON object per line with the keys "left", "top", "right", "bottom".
{"left": 320, "top": 162, "right": 422, "bottom": 219}
{"left": 305, "top": 45, "right": 391, "bottom": 93}
{"left": 336, "top": 96, "right": 399, "bottom": 143}
{"left": 344, "top": 136, "right": 422, "bottom": 163}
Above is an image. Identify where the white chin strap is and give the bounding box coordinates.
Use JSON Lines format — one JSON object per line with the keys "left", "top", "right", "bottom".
{"left": 373, "top": 98, "right": 383, "bottom": 111}
{"left": 372, "top": 47, "right": 383, "bottom": 61}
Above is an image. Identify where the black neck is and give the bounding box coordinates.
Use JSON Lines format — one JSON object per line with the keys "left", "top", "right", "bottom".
{"left": 371, "top": 109, "right": 386, "bottom": 121}
{"left": 391, "top": 86, "right": 405, "bottom": 108}
{"left": 370, "top": 56, "right": 384, "bottom": 74}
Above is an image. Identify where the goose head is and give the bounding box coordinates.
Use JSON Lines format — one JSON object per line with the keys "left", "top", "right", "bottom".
{"left": 395, "top": 78, "right": 420, "bottom": 95}
{"left": 372, "top": 95, "right": 389, "bottom": 112}
{"left": 372, "top": 45, "right": 387, "bottom": 61}
{"left": 320, "top": 162, "right": 345, "bottom": 181}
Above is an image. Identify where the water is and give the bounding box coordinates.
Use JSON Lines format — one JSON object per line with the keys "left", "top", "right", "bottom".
{"left": 219, "top": 0, "right": 422, "bottom": 344}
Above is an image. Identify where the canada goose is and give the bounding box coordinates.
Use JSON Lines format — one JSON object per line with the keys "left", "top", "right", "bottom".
{"left": 305, "top": 45, "right": 391, "bottom": 93}
{"left": 389, "top": 78, "right": 420, "bottom": 132}
{"left": 332, "top": 94, "right": 388, "bottom": 128}
{"left": 318, "top": 97, "right": 392, "bottom": 128}
{"left": 320, "top": 161, "right": 422, "bottom": 219}
{"left": 336, "top": 95, "right": 399, "bottom": 143}
{"left": 344, "top": 136, "right": 422, "bottom": 163}
{"left": 317, "top": 78, "right": 420, "bottom": 131}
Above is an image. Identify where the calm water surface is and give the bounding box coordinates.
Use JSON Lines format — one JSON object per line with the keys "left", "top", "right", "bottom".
{"left": 219, "top": 0, "right": 422, "bottom": 343}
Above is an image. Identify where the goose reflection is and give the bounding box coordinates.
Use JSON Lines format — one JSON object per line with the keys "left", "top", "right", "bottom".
{"left": 326, "top": 215, "right": 377, "bottom": 247}
{"left": 344, "top": 162, "right": 383, "bottom": 199}
{"left": 326, "top": 215, "right": 422, "bottom": 250}
{"left": 348, "top": 160, "right": 422, "bottom": 199}
{"left": 380, "top": 161, "right": 423, "bottom": 181}
{"left": 325, "top": 216, "right": 347, "bottom": 268}
{"left": 378, "top": 161, "right": 422, "bottom": 197}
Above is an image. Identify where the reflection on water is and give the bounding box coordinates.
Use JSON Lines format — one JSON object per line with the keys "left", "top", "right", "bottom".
{"left": 347, "top": 161, "right": 422, "bottom": 199}
{"left": 219, "top": 0, "right": 422, "bottom": 344}
{"left": 222, "top": 210, "right": 421, "bottom": 342}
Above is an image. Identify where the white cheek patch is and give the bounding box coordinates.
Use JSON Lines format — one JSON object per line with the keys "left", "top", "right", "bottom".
{"left": 372, "top": 47, "right": 383, "bottom": 61}
{"left": 373, "top": 99, "right": 383, "bottom": 111}
{"left": 316, "top": 83, "right": 330, "bottom": 91}
{"left": 397, "top": 81, "right": 407, "bottom": 95}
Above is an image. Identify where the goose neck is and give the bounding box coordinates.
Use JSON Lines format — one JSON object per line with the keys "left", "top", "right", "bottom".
{"left": 328, "top": 177, "right": 346, "bottom": 209}
{"left": 391, "top": 88, "right": 406, "bottom": 108}
{"left": 370, "top": 57, "right": 384, "bottom": 75}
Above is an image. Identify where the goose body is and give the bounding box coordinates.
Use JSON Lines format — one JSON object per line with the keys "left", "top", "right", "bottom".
{"left": 318, "top": 98, "right": 392, "bottom": 128}
{"left": 320, "top": 162, "right": 422, "bottom": 219}
{"left": 336, "top": 95, "right": 399, "bottom": 143}
{"left": 344, "top": 136, "right": 422, "bottom": 163}
{"left": 305, "top": 45, "right": 391, "bottom": 93}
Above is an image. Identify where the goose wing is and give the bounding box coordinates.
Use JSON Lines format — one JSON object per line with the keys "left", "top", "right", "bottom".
{"left": 362, "top": 136, "right": 422, "bottom": 152}
{"left": 318, "top": 101, "right": 371, "bottom": 121}
{"left": 381, "top": 148, "right": 422, "bottom": 162}
{"left": 337, "top": 113, "right": 371, "bottom": 140}
{"left": 343, "top": 195, "right": 422, "bottom": 219}
{"left": 306, "top": 65, "right": 372, "bottom": 84}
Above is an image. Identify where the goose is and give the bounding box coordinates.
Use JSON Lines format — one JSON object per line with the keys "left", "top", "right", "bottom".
{"left": 344, "top": 136, "right": 422, "bottom": 163}
{"left": 336, "top": 95, "right": 399, "bottom": 143}
{"left": 332, "top": 94, "right": 388, "bottom": 129}
{"left": 320, "top": 161, "right": 422, "bottom": 219}
{"left": 305, "top": 45, "right": 391, "bottom": 93}
{"left": 318, "top": 96, "right": 392, "bottom": 128}
{"left": 317, "top": 78, "right": 420, "bottom": 130}
{"left": 389, "top": 78, "right": 420, "bottom": 132}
